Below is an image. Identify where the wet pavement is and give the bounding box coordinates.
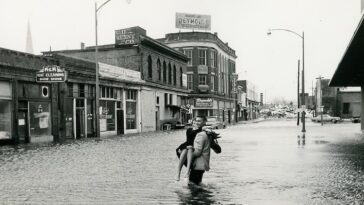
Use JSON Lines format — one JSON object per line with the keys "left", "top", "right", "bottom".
{"left": 0, "top": 119, "right": 364, "bottom": 204}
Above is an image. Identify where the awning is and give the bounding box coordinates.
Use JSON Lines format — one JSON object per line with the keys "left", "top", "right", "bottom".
{"left": 330, "top": 15, "right": 364, "bottom": 87}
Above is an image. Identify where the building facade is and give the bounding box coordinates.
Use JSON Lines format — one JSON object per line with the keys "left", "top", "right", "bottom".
{"left": 45, "top": 27, "right": 190, "bottom": 133}
{"left": 159, "top": 32, "right": 237, "bottom": 125}
{"left": 237, "top": 80, "right": 260, "bottom": 120}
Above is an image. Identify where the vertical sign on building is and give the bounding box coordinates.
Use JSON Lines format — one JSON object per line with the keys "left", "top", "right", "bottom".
{"left": 232, "top": 74, "right": 238, "bottom": 93}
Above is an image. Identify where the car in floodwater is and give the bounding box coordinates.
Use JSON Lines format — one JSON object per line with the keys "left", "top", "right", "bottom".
{"left": 311, "top": 114, "right": 341, "bottom": 123}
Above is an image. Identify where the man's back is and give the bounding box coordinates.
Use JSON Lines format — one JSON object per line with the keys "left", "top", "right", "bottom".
{"left": 192, "top": 131, "right": 211, "bottom": 171}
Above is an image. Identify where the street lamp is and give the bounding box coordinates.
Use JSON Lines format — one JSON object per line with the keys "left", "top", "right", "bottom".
{"left": 267, "top": 28, "right": 306, "bottom": 133}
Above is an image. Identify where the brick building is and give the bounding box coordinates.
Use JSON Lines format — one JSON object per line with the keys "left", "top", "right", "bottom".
{"left": 159, "top": 32, "right": 237, "bottom": 125}
{"left": 44, "top": 27, "right": 190, "bottom": 133}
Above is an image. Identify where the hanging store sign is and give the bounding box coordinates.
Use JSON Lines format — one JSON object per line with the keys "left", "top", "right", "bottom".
{"left": 195, "top": 98, "right": 213, "bottom": 107}
{"left": 176, "top": 13, "right": 211, "bottom": 31}
{"left": 36, "top": 65, "right": 67, "bottom": 83}
{"left": 99, "top": 62, "right": 144, "bottom": 83}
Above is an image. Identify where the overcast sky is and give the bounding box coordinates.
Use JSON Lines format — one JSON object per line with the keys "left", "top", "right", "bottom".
{"left": 0, "top": 0, "right": 362, "bottom": 103}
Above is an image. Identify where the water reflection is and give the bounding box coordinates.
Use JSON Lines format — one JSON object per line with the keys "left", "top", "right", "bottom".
{"left": 175, "top": 183, "right": 216, "bottom": 205}
{"left": 297, "top": 133, "right": 305, "bottom": 147}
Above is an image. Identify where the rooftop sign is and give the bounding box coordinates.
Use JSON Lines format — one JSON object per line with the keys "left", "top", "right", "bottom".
{"left": 115, "top": 26, "right": 146, "bottom": 46}
{"left": 176, "top": 13, "right": 211, "bottom": 31}
{"left": 36, "top": 65, "right": 67, "bottom": 83}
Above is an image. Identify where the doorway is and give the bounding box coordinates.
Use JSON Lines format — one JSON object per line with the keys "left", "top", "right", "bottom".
{"left": 18, "top": 109, "right": 29, "bottom": 143}
{"left": 76, "top": 108, "right": 85, "bottom": 139}
{"left": 117, "top": 109, "right": 124, "bottom": 135}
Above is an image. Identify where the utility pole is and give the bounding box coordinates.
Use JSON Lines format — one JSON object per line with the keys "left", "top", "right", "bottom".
{"left": 297, "top": 59, "right": 300, "bottom": 126}
{"left": 316, "top": 76, "right": 324, "bottom": 126}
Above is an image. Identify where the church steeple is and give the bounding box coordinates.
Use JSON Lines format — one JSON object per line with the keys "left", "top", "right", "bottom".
{"left": 25, "top": 20, "right": 34, "bottom": 54}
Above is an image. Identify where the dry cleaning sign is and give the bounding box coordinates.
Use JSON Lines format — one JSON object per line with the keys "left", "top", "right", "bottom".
{"left": 36, "top": 65, "right": 67, "bottom": 83}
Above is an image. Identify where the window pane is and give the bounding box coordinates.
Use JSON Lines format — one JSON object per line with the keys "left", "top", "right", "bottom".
{"left": 126, "top": 101, "right": 137, "bottom": 129}
{"left": 0, "top": 100, "right": 11, "bottom": 139}
{"left": 29, "top": 102, "right": 52, "bottom": 137}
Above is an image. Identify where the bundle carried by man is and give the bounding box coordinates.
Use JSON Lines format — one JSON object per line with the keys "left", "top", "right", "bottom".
{"left": 204, "top": 127, "right": 222, "bottom": 154}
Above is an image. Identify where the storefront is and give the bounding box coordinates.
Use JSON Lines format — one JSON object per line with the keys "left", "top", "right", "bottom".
{"left": 99, "top": 86, "right": 123, "bottom": 136}
{"left": 17, "top": 82, "right": 53, "bottom": 143}
{"left": 64, "top": 83, "right": 95, "bottom": 139}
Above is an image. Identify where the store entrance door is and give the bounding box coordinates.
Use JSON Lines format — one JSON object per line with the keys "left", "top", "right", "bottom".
{"left": 76, "top": 108, "right": 85, "bottom": 139}
{"left": 117, "top": 109, "right": 124, "bottom": 135}
{"left": 18, "top": 110, "right": 29, "bottom": 143}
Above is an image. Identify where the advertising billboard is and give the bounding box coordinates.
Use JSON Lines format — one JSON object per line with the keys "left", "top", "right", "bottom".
{"left": 176, "top": 13, "right": 211, "bottom": 31}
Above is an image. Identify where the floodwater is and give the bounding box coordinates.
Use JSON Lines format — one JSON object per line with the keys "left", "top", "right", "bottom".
{"left": 0, "top": 119, "right": 363, "bottom": 204}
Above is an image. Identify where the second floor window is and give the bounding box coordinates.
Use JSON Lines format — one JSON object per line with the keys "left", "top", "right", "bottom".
{"left": 147, "top": 55, "right": 152, "bottom": 79}
{"left": 157, "top": 59, "right": 161, "bottom": 81}
{"left": 198, "top": 49, "right": 207, "bottom": 65}
{"left": 183, "top": 49, "right": 193, "bottom": 66}
{"left": 210, "top": 50, "right": 216, "bottom": 68}
{"left": 187, "top": 74, "right": 193, "bottom": 90}
{"left": 199, "top": 74, "right": 207, "bottom": 85}
{"left": 211, "top": 76, "right": 215, "bottom": 91}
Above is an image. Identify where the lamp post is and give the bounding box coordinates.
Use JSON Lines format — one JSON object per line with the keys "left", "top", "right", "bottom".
{"left": 94, "top": 0, "right": 113, "bottom": 138}
{"left": 267, "top": 28, "right": 306, "bottom": 133}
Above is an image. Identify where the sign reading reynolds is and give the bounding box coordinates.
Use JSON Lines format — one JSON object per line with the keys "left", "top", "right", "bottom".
{"left": 36, "top": 65, "right": 67, "bottom": 82}
{"left": 195, "top": 98, "right": 213, "bottom": 107}
{"left": 176, "top": 13, "right": 211, "bottom": 31}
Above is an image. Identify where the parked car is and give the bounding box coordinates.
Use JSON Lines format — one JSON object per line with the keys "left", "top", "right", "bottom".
{"left": 174, "top": 121, "right": 185, "bottom": 129}
{"left": 311, "top": 114, "right": 341, "bottom": 123}
{"left": 351, "top": 116, "right": 361, "bottom": 123}
{"left": 205, "top": 116, "right": 226, "bottom": 129}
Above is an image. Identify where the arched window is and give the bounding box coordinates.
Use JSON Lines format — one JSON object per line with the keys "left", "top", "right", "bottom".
{"left": 163, "top": 61, "right": 167, "bottom": 83}
{"left": 173, "top": 65, "right": 177, "bottom": 85}
{"left": 168, "top": 63, "right": 172, "bottom": 84}
{"left": 147, "top": 55, "right": 152, "bottom": 79}
{"left": 157, "top": 59, "right": 161, "bottom": 81}
{"left": 180, "top": 67, "right": 183, "bottom": 87}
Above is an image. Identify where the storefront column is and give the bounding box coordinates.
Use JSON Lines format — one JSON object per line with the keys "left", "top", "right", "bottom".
{"left": 51, "top": 83, "right": 59, "bottom": 141}
{"left": 59, "top": 83, "right": 67, "bottom": 142}
{"left": 361, "top": 86, "right": 364, "bottom": 131}
{"left": 12, "top": 79, "right": 18, "bottom": 142}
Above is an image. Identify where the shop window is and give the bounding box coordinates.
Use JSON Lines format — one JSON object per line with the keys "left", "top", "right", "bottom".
{"left": 126, "top": 89, "right": 137, "bottom": 130}
{"left": 100, "top": 101, "right": 115, "bottom": 132}
{"left": 148, "top": 55, "right": 153, "bottom": 79}
{"left": 101, "top": 86, "right": 114, "bottom": 99}
{"left": 0, "top": 100, "right": 12, "bottom": 139}
{"left": 29, "top": 102, "right": 51, "bottom": 137}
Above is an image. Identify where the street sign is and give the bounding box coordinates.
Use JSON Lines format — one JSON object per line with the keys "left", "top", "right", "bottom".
{"left": 36, "top": 65, "right": 67, "bottom": 83}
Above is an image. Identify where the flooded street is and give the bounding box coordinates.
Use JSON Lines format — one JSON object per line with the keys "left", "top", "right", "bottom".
{"left": 1, "top": 119, "right": 364, "bottom": 204}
